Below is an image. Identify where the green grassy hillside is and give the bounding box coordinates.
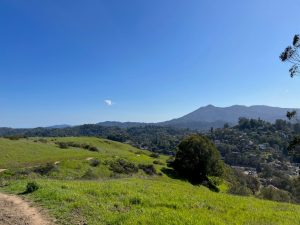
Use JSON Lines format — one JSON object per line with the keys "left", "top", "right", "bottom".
{"left": 1, "top": 137, "right": 300, "bottom": 225}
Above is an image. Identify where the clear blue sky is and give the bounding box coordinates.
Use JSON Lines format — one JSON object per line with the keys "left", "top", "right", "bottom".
{"left": 1, "top": 0, "right": 300, "bottom": 128}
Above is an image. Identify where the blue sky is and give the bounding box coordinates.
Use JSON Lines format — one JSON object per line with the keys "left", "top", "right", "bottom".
{"left": 1, "top": 0, "right": 300, "bottom": 128}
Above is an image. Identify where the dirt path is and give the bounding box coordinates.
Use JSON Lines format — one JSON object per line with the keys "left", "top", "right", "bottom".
{"left": 0, "top": 192, "right": 54, "bottom": 225}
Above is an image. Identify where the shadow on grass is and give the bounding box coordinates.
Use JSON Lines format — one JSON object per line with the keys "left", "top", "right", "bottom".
{"left": 161, "top": 167, "right": 186, "bottom": 181}
{"left": 161, "top": 167, "right": 219, "bottom": 192}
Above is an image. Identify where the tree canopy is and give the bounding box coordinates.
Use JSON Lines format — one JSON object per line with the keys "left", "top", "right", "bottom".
{"left": 172, "top": 134, "right": 224, "bottom": 184}
{"left": 280, "top": 34, "right": 300, "bottom": 77}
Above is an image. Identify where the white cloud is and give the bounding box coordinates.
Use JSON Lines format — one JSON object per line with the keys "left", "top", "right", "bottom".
{"left": 104, "top": 99, "right": 113, "bottom": 106}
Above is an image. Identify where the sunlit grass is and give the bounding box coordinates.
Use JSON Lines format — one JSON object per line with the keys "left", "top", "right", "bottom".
{"left": 4, "top": 178, "right": 300, "bottom": 225}
{"left": 1, "top": 137, "right": 300, "bottom": 225}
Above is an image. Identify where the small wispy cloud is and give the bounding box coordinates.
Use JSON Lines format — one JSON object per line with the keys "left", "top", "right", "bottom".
{"left": 104, "top": 99, "right": 113, "bottom": 106}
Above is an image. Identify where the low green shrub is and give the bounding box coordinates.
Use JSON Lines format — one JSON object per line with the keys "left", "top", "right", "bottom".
{"left": 150, "top": 153, "right": 160, "bottom": 158}
{"left": 57, "top": 142, "right": 68, "bottom": 149}
{"left": 89, "top": 159, "right": 100, "bottom": 167}
{"left": 153, "top": 160, "right": 164, "bottom": 165}
{"left": 109, "top": 159, "right": 138, "bottom": 174}
{"left": 25, "top": 181, "right": 39, "bottom": 193}
{"left": 138, "top": 164, "right": 157, "bottom": 175}
{"left": 33, "top": 163, "right": 56, "bottom": 176}
{"left": 259, "top": 186, "right": 292, "bottom": 203}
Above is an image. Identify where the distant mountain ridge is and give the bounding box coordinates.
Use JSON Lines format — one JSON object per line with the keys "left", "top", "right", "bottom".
{"left": 98, "top": 105, "right": 300, "bottom": 130}
{"left": 163, "top": 104, "right": 299, "bottom": 125}
{"left": 46, "top": 124, "right": 71, "bottom": 129}
{"left": 1, "top": 105, "right": 299, "bottom": 131}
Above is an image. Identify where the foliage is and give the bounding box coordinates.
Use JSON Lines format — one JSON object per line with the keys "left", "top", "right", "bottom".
{"left": 288, "top": 136, "right": 300, "bottom": 162}
{"left": 172, "top": 135, "right": 224, "bottom": 183}
{"left": 150, "top": 152, "right": 160, "bottom": 158}
{"left": 58, "top": 142, "right": 68, "bottom": 149}
{"left": 138, "top": 164, "right": 157, "bottom": 175}
{"left": 33, "top": 163, "right": 56, "bottom": 176}
{"left": 89, "top": 159, "right": 100, "bottom": 167}
{"left": 25, "top": 181, "right": 39, "bottom": 193}
{"left": 259, "top": 186, "right": 292, "bottom": 203}
{"left": 227, "top": 169, "right": 260, "bottom": 196}
{"left": 56, "top": 141, "right": 99, "bottom": 152}
{"left": 109, "top": 159, "right": 138, "bottom": 174}
{"left": 280, "top": 34, "right": 300, "bottom": 77}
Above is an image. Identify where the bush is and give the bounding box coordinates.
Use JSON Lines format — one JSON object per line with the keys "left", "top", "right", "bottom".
{"left": 153, "top": 160, "right": 164, "bottom": 165}
{"left": 38, "top": 138, "right": 48, "bottom": 143}
{"left": 229, "top": 185, "right": 252, "bottom": 196}
{"left": 57, "top": 142, "right": 68, "bottom": 149}
{"left": 109, "top": 159, "right": 138, "bottom": 174}
{"left": 150, "top": 153, "right": 160, "bottom": 158}
{"left": 138, "top": 164, "right": 157, "bottom": 175}
{"left": 172, "top": 134, "right": 224, "bottom": 184}
{"left": 4, "top": 135, "right": 26, "bottom": 140}
{"left": 33, "top": 163, "right": 56, "bottom": 175}
{"left": 202, "top": 179, "right": 220, "bottom": 192}
{"left": 25, "top": 181, "right": 39, "bottom": 193}
{"left": 55, "top": 142, "right": 99, "bottom": 152}
{"left": 89, "top": 159, "right": 100, "bottom": 167}
{"left": 129, "top": 197, "right": 142, "bottom": 205}
{"left": 259, "top": 186, "right": 292, "bottom": 203}
{"left": 88, "top": 146, "right": 99, "bottom": 152}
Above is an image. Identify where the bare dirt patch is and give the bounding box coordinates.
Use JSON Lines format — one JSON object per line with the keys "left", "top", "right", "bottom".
{"left": 0, "top": 192, "right": 54, "bottom": 225}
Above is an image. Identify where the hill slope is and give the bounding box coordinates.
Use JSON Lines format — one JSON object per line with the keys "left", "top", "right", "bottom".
{"left": 161, "top": 105, "right": 300, "bottom": 129}
{"left": 1, "top": 137, "right": 300, "bottom": 224}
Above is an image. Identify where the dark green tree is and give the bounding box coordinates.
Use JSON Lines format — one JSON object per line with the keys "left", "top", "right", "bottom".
{"left": 280, "top": 34, "right": 300, "bottom": 78}
{"left": 280, "top": 34, "right": 300, "bottom": 163}
{"left": 172, "top": 134, "right": 224, "bottom": 184}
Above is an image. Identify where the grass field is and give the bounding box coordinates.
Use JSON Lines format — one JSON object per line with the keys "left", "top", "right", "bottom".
{"left": 1, "top": 137, "right": 300, "bottom": 225}
{"left": 0, "top": 137, "right": 166, "bottom": 169}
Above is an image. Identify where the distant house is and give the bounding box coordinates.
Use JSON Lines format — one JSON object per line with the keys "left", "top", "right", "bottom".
{"left": 258, "top": 143, "right": 268, "bottom": 150}
{"left": 231, "top": 166, "right": 257, "bottom": 177}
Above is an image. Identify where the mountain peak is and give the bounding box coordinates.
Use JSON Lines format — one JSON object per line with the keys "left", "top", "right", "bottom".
{"left": 162, "top": 105, "right": 300, "bottom": 130}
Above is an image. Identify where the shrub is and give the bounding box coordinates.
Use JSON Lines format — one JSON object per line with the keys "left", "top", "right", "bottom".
{"left": 25, "top": 181, "right": 39, "bottom": 193}
{"left": 226, "top": 169, "right": 260, "bottom": 196}
{"left": 57, "top": 142, "right": 68, "bottom": 149}
{"left": 88, "top": 146, "right": 99, "bottom": 152}
{"left": 89, "top": 159, "right": 100, "bottom": 167}
{"left": 153, "top": 160, "right": 164, "bottom": 165}
{"left": 202, "top": 179, "right": 220, "bottom": 193}
{"left": 138, "top": 164, "right": 157, "bottom": 175}
{"left": 109, "top": 159, "right": 138, "bottom": 174}
{"left": 129, "top": 197, "right": 142, "bottom": 205}
{"left": 150, "top": 153, "right": 160, "bottom": 158}
{"left": 229, "top": 185, "right": 252, "bottom": 196}
{"left": 259, "top": 186, "right": 292, "bottom": 203}
{"left": 4, "top": 135, "right": 26, "bottom": 140}
{"left": 55, "top": 142, "right": 99, "bottom": 152}
{"left": 33, "top": 163, "right": 56, "bottom": 175}
{"left": 38, "top": 138, "right": 48, "bottom": 143}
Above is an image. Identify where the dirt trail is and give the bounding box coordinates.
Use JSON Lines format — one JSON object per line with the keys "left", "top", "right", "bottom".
{"left": 0, "top": 192, "right": 54, "bottom": 225}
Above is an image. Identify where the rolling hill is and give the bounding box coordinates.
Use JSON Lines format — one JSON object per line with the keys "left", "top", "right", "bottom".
{"left": 1, "top": 137, "right": 300, "bottom": 225}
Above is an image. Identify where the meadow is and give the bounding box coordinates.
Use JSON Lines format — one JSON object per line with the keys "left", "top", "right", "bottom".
{"left": 1, "top": 137, "right": 300, "bottom": 225}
